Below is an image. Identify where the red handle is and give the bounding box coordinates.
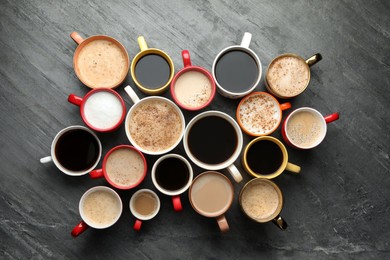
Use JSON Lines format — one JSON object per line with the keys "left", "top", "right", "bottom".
{"left": 172, "top": 195, "right": 183, "bottom": 212}
{"left": 70, "top": 31, "right": 84, "bottom": 45}
{"left": 182, "top": 50, "right": 192, "bottom": 68}
{"left": 71, "top": 221, "right": 89, "bottom": 237}
{"left": 89, "top": 169, "right": 104, "bottom": 179}
{"left": 68, "top": 94, "right": 83, "bottom": 106}
{"left": 133, "top": 219, "right": 142, "bottom": 231}
{"left": 280, "top": 102, "right": 291, "bottom": 111}
{"left": 324, "top": 112, "right": 339, "bottom": 124}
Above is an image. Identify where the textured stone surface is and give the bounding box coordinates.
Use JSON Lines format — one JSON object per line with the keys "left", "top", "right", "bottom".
{"left": 0, "top": 0, "right": 389, "bottom": 259}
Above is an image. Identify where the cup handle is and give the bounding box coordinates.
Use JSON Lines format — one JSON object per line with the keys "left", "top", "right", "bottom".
{"left": 134, "top": 219, "right": 142, "bottom": 231}
{"left": 272, "top": 215, "right": 288, "bottom": 230}
{"left": 324, "top": 112, "right": 339, "bottom": 124}
{"left": 172, "top": 195, "right": 183, "bottom": 212}
{"left": 124, "top": 85, "right": 140, "bottom": 104}
{"left": 216, "top": 215, "right": 229, "bottom": 232}
{"left": 70, "top": 32, "right": 84, "bottom": 45}
{"left": 280, "top": 102, "right": 292, "bottom": 111}
{"left": 305, "top": 53, "right": 322, "bottom": 67}
{"left": 240, "top": 32, "right": 252, "bottom": 48}
{"left": 182, "top": 50, "right": 192, "bottom": 68}
{"left": 71, "top": 220, "right": 89, "bottom": 237}
{"left": 68, "top": 94, "right": 83, "bottom": 106}
{"left": 286, "top": 162, "right": 301, "bottom": 174}
{"left": 137, "top": 36, "right": 148, "bottom": 51}
{"left": 227, "top": 164, "right": 243, "bottom": 183}
{"left": 40, "top": 156, "right": 52, "bottom": 164}
{"left": 89, "top": 169, "right": 104, "bottom": 179}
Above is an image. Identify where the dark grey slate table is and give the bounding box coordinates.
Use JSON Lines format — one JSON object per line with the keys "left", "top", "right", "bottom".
{"left": 1, "top": 0, "right": 389, "bottom": 259}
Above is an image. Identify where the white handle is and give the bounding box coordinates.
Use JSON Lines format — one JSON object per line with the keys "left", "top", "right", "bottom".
{"left": 124, "top": 85, "right": 140, "bottom": 104}
{"left": 227, "top": 164, "right": 243, "bottom": 183}
{"left": 40, "top": 156, "right": 52, "bottom": 164}
{"left": 240, "top": 32, "right": 252, "bottom": 48}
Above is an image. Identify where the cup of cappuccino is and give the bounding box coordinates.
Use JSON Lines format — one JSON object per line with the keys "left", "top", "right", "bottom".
{"left": 68, "top": 88, "right": 126, "bottom": 132}
{"left": 236, "top": 92, "right": 291, "bottom": 136}
{"left": 188, "top": 171, "right": 234, "bottom": 232}
{"left": 151, "top": 154, "right": 193, "bottom": 211}
{"left": 89, "top": 145, "right": 147, "bottom": 189}
{"left": 183, "top": 110, "right": 244, "bottom": 183}
{"left": 40, "top": 125, "right": 102, "bottom": 176}
{"left": 265, "top": 53, "right": 322, "bottom": 99}
{"left": 130, "top": 36, "right": 175, "bottom": 95}
{"left": 124, "top": 86, "right": 185, "bottom": 155}
{"left": 170, "top": 50, "right": 216, "bottom": 110}
{"left": 130, "top": 189, "right": 160, "bottom": 231}
{"left": 212, "top": 32, "right": 262, "bottom": 99}
{"left": 70, "top": 32, "right": 129, "bottom": 89}
{"left": 71, "top": 186, "right": 123, "bottom": 237}
{"left": 282, "top": 107, "right": 339, "bottom": 149}
{"left": 239, "top": 178, "right": 287, "bottom": 230}
{"left": 242, "top": 136, "right": 301, "bottom": 179}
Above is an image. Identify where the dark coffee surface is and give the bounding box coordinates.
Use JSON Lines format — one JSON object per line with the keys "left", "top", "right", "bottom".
{"left": 135, "top": 54, "right": 171, "bottom": 89}
{"left": 155, "top": 157, "right": 189, "bottom": 191}
{"left": 246, "top": 140, "right": 283, "bottom": 175}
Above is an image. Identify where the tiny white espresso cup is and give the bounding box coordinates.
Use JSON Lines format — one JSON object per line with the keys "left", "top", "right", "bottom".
{"left": 130, "top": 189, "right": 161, "bottom": 231}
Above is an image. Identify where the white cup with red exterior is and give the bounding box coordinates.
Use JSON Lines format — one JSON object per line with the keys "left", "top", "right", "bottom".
{"left": 282, "top": 107, "right": 339, "bottom": 149}
{"left": 151, "top": 154, "right": 193, "bottom": 211}
{"left": 68, "top": 88, "right": 126, "bottom": 132}
{"left": 129, "top": 189, "right": 161, "bottom": 231}
{"left": 71, "top": 186, "right": 123, "bottom": 237}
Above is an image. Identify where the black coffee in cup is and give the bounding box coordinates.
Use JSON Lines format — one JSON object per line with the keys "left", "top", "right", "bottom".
{"left": 246, "top": 140, "right": 283, "bottom": 175}
{"left": 155, "top": 157, "right": 190, "bottom": 191}
{"left": 135, "top": 54, "right": 171, "bottom": 89}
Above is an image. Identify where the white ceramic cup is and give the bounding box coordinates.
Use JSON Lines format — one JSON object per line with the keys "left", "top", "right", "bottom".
{"left": 129, "top": 189, "right": 161, "bottom": 231}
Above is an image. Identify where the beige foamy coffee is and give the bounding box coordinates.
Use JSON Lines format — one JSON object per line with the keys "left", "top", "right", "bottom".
{"left": 240, "top": 179, "right": 282, "bottom": 222}
{"left": 174, "top": 71, "right": 212, "bottom": 108}
{"left": 77, "top": 39, "right": 128, "bottom": 88}
{"left": 105, "top": 147, "right": 145, "bottom": 187}
{"left": 133, "top": 192, "right": 158, "bottom": 216}
{"left": 128, "top": 99, "right": 183, "bottom": 153}
{"left": 267, "top": 55, "right": 309, "bottom": 97}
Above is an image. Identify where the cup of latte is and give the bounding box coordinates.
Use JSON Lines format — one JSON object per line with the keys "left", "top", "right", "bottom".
{"left": 130, "top": 189, "right": 161, "bottom": 231}
{"left": 265, "top": 53, "right": 322, "bottom": 99}
{"left": 281, "top": 107, "right": 339, "bottom": 149}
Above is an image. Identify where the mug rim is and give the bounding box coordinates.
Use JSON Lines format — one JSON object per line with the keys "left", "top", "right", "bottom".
{"left": 129, "top": 189, "right": 161, "bottom": 221}
{"left": 73, "top": 35, "right": 130, "bottom": 89}
{"left": 50, "top": 125, "right": 102, "bottom": 176}
{"left": 79, "top": 88, "right": 126, "bottom": 132}
{"left": 79, "top": 186, "right": 123, "bottom": 229}
{"left": 151, "top": 153, "right": 194, "bottom": 196}
{"left": 242, "top": 136, "right": 288, "bottom": 179}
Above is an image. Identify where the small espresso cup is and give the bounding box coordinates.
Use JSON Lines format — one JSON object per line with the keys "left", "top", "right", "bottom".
{"left": 183, "top": 110, "right": 243, "bottom": 183}
{"left": 70, "top": 32, "right": 130, "bottom": 89}
{"left": 189, "top": 171, "right": 234, "bottom": 232}
{"left": 212, "top": 32, "right": 262, "bottom": 99}
{"left": 170, "top": 50, "right": 216, "bottom": 110}
{"left": 130, "top": 36, "right": 175, "bottom": 95}
{"left": 242, "top": 136, "right": 301, "bottom": 179}
{"left": 40, "top": 125, "right": 102, "bottom": 176}
{"left": 68, "top": 88, "right": 126, "bottom": 132}
{"left": 239, "top": 178, "right": 287, "bottom": 230}
{"left": 89, "top": 145, "right": 147, "bottom": 189}
{"left": 130, "top": 189, "right": 160, "bottom": 231}
{"left": 151, "top": 154, "right": 193, "bottom": 211}
{"left": 282, "top": 107, "right": 339, "bottom": 149}
{"left": 124, "top": 85, "right": 185, "bottom": 155}
{"left": 71, "top": 186, "right": 123, "bottom": 237}
{"left": 265, "top": 53, "right": 322, "bottom": 99}
{"left": 236, "top": 92, "right": 291, "bottom": 136}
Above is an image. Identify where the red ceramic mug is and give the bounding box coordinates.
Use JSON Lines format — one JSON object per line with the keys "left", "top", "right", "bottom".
{"left": 282, "top": 107, "right": 339, "bottom": 149}
{"left": 170, "top": 50, "right": 216, "bottom": 111}
{"left": 68, "top": 88, "right": 126, "bottom": 132}
{"left": 89, "top": 145, "right": 147, "bottom": 190}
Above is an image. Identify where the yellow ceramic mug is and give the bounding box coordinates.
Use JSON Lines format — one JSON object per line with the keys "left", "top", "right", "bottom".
{"left": 242, "top": 136, "right": 301, "bottom": 179}
{"left": 130, "top": 36, "right": 174, "bottom": 95}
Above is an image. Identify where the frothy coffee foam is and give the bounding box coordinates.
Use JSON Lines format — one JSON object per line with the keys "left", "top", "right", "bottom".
{"left": 128, "top": 99, "right": 182, "bottom": 152}
{"left": 241, "top": 182, "right": 280, "bottom": 220}
{"left": 174, "top": 71, "right": 212, "bottom": 108}
{"left": 286, "top": 111, "right": 324, "bottom": 148}
{"left": 267, "top": 56, "right": 309, "bottom": 97}
{"left": 77, "top": 39, "right": 127, "bottom": 88}
{"left": 106, "top": 148, "right": 145, "bottom": 187}
{"left": 238, "top": 94, "right": 280, "bottom": 135}
{"left": 83, "top": 91, "right": 123, "bottom": 130}
{"left": 82, "top": 190, "right": 121, "bottom": 227}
